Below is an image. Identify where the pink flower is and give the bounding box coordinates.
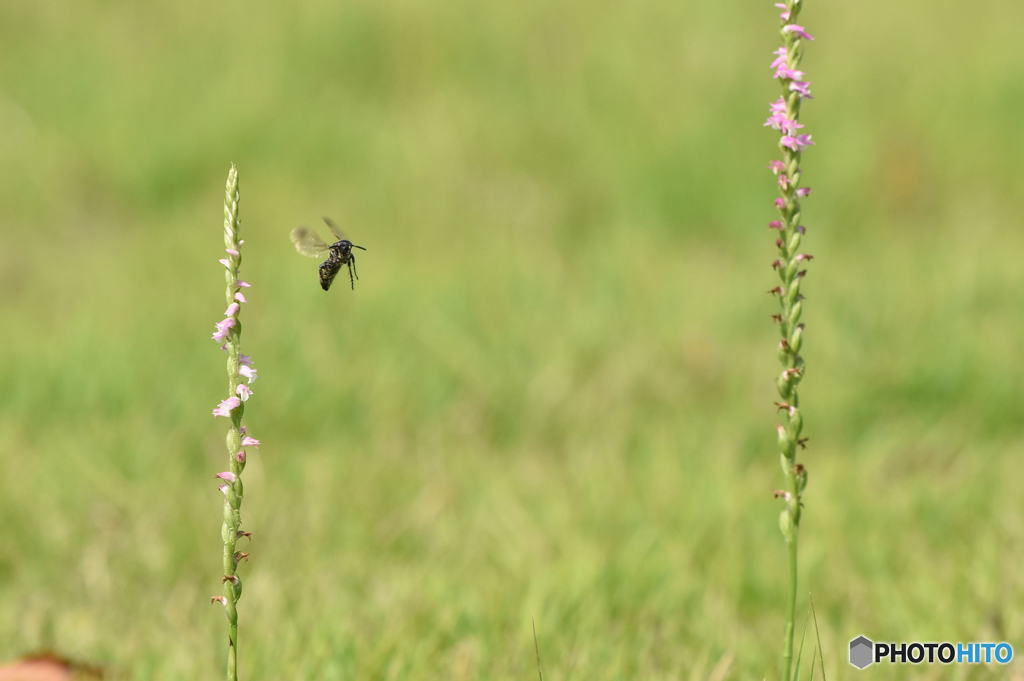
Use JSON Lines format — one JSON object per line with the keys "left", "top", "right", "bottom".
{"left": 780, "top": 118, "right": 803, "bottom": 135}
{"left": 241, "top": 436, "right": 261, "bottom": 447}
{"left": 239, "top": 365, "right": 257, "bottom": 384}
{"left": 225, "top": 248, "right": 240, "bottom": 257}
{"left": 211, "top": 596, "right": 228, "bottom": 606}
{"left": 218, "top": 258, "right": 230, "bottom": 268}
{"left": 215, "top": 471, "right": 237, "bottom": 483}
{"left": 236, "top": 384, "right": 253, "bottom": 401}
{"left": 769, "top": 160, "right": 786, "bottom": 173}
{"left": 774, "top": 3, "right": 790, "bottom": 20}
{"left": 212, "top": 396, "right": 241, "bottom": 417}
{"left": 770, "top": 47, "right": 788, "bottom": 70}
{"left": 235, "top": 451, "right": 247, "bottom": 463}
{"left": 766, "top": 114, "right": 803, "bottom": 135}
{"left": 781, "top": 134, "right": 814, "bottom": 151}
{"left": 764, "top": 112, "right": 785, "bottom": 130}
{"left": 774, "top": 198, "right": 785, "bottom": 208}
{"left": 774, "top": 66, "right": 804, "bottom": 81}
{"left": 768, "top": 220, "right": 784, "bottom": 230}
{"left": 234, "top": 292, "right": 248, "bottom": 304}
{"left": 783, "top": 24, "right": 815, "bottom": 41}
{"left": 239, "top": 354, "right": 253, "bottom": 366}
{"left": 777, "top": 174, "right": 790, "bottom": 189}
{"left": 769, "top": 97, "right": 787, "bottom": 114}
{"left": 789, "top": 80, "right": 813, "bottom": 98}
{"left": 211, "top": 316, "right": 236, "bottom": 342}
{"left": 796, "top": 187, "right": 812, "bottom": 197}
{"left": 224, "top": 302, "right": 240, "bottom": 317}
{"left": 236, "top": 281, "right": 252, "bottom": 288}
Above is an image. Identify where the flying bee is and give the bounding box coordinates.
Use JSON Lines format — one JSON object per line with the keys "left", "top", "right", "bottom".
{"left": 290, "top": 217, "right": 367, "bottom": 291}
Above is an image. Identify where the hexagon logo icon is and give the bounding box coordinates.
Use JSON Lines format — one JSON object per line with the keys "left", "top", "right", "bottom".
{"left": 849, "top": 635, "right": 874, "bottom": 669}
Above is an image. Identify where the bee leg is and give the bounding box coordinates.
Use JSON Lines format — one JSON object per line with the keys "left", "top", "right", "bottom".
{"left": 348, "top": 260, "right": 356, "bottom": 290}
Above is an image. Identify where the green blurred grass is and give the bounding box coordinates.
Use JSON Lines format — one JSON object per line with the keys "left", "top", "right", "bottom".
{"left": 1, "top": 1, "right": 1023, "bottom": 679}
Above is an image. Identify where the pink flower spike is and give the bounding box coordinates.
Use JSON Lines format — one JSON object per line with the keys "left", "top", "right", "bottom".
{"left": 236, "top": 384, "right": 253, "bottom": 401}
{"left": 234, "top": 292, "right": 248, "bottom": 304}
{"left": 212, "top": 396, "right": 242, "bottom": 417}
{"left": 235, "top": 451, "right": 247, "bottom": 463}
{"left": 789, "top": 80, "right": 813, "bottom": 98}
{"left": 796, "top": 187, "right": 812, "bottom": 197}
{"left": 224, "top": 302, "right": 240, "bottom": 317}
{"left": 242, "top": 436, "right": 261, "bottom": 447}
{"left": 215, "top": 471, "right": 237, "bottom": 483}
{"left": 218, "top": 258, "right": 230, "bottom": 268}
{"left": 783, "top": 24, "right": 815, "bottom": 41}
{"left": 236, "top": 281, "right": 252, "bottom": 288}
{"left": 239, "top": 365, "right": 258, "bottom": 384}
{"left": 769, "top": 160, "right": 785, "bottom": 173}
{"left": 225, "top": 248, "right": 240, "bottom": 257}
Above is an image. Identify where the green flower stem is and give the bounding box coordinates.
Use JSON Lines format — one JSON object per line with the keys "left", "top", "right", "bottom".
{"left": 220, "top": 164, "right": 245, "bottom": 681}
{"left": 771, "top": 3, "right": 811, "bottom": 680}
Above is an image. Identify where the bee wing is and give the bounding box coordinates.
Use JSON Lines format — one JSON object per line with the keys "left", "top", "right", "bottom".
{"left": 290, "top": 226, "right": 329, "bottom": 257}
{"left": 322, "top": 216, "right": 347, "bottom": 241}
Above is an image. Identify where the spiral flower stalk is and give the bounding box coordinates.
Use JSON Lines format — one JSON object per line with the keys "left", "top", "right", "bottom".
{"left": 763, "top": 2, "right": 814, "bottom": 679}
{"left": 209, "top": 164, "right": 261, "bottom": 681}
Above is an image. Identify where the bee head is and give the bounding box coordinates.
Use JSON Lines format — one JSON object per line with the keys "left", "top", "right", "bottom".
{"left": 331, "top": 239, "right": 366, "bottom": 254}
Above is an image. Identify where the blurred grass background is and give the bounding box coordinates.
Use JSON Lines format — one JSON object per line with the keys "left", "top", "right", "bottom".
{"left": 2, "top": 1, "right": 1023, "bottom": 679}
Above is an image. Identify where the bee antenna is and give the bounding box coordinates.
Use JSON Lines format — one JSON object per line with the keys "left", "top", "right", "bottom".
{"left": 353, "top": 244, "right": 367, "bottom": 250}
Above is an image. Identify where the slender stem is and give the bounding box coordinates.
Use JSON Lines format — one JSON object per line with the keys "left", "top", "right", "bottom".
{"left": 782, "top": 533, "right": 798, "bottom": 679}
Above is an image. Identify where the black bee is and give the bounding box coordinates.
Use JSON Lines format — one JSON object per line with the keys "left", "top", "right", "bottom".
{"left": 290, "top": 217, "right": 367, "bottom": 291}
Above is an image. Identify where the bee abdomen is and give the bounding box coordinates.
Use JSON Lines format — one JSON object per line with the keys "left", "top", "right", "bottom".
{"left": 319, "top": 257, "right": 342, "bottom": 291}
